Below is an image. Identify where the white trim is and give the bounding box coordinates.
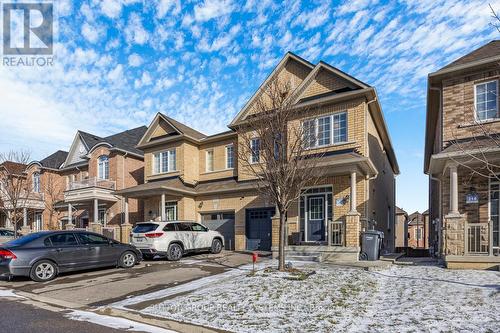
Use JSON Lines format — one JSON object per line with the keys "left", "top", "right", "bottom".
{"left": 250, "top": 138, "right": 260, "bottom": 164}
{"left": 225, "top": 144, "right": 234, "bottom": 169}
{"left": 303, "top": 111, "right": 348, "bottom": 150}
{"left": 206, "top": 149, "right": 214, "bottom": 172}
{"left": 300, "top": 185, "right": 334, "bottom": 242}
{"left": 474, "top": 79, "right": 499, "bottom": 122}
{"left": 152, "top": 149, "right": 177, "bottom": 175}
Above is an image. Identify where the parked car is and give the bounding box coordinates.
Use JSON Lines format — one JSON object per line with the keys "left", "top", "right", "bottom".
{"left": 0, "top": 230, "right": 142, "bottom": 282}
{"left": 0, "top": 228, "right": 15, "bottom": 245}
{"left": 131, "top": 221, "right": 224, "bottom": 261}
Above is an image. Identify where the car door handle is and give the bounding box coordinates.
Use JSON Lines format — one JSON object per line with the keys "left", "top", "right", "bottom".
{"left": 54, "top": 248, "right": 63, "bottom": 252}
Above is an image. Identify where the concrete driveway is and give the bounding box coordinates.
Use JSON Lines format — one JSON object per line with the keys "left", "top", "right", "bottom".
{"left": 0, "top": 251, "right": 255, "bottom": 308}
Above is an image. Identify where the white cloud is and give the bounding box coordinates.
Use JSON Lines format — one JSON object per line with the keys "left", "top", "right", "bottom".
{"left": 82, "top": 23, "right": 102, "bottom": 43}
{"left": 125, "top": 13, "right": 149, "bottom": 45}
{"left": 100, "top": 0, "right": 122, "bottom": 18}
{"left": 157, "top": 0, "right": 181, "bottom": 18}
{"left": 128, "top": 53, "right": 143, "bottom": 67}
{"left": 108, "top": 64, "right": 124, "bottom": 82}
{"left": 134, "top": 71, "right": 153, "bottom": 88}
{"left": 194, "top": 0, "right": 235, "bottom": 22}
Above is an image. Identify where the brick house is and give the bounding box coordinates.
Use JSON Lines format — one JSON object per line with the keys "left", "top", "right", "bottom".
{"left": 395, "top": 206, "right": 408, "bottom": 250}
{"left": 118, "top": 53, "right": 399, "bottom": 260}
{"left": 407, "top": 211, "right": 429, "bottom": 249}
{"left": 425, "top": 40, "right": 500, "bottom": 269}
{"left": 21, "top": 126, "right": 146, "bottom": 241}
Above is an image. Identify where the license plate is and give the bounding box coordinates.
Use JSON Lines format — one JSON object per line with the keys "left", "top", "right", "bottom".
{"left": 134, "top": 237, "right": 145, "bottom": 243}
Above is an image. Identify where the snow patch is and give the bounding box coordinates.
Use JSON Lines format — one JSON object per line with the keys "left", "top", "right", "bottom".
{"left": 65, "top": 310, "right": 177, "bottom": 333}
{"left": 0, "top": 289, "right": 24, "bottom": 299}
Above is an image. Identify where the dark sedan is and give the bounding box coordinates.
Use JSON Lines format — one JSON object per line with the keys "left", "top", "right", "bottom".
{"left": 0, "top": 230, "right": 142, "bottom": 282}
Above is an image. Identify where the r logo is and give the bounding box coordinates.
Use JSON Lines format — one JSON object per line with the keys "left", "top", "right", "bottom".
{"left": 2, "top": 2, "right": 53, "bottom": 55}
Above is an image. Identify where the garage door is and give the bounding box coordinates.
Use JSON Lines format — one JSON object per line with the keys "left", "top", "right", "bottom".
{"left": 246, "top": 208, "right": 275, "bottom": 251}
{"left": 201, "top": 212, "right": 235, "bottom": 250}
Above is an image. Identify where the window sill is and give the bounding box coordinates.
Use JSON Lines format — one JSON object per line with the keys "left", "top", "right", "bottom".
{"left": 305, "top": 141, "right": 356, "bottom": 150}
{"left": 458, "top": 118, "right": 500, "bottom": 128}
{"left": 201, "top": 169, "right": 234, "bottom": 175}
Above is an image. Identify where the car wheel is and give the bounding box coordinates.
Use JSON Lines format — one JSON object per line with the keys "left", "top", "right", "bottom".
{"left": 167, "top": 243, "right": 183, "bottom": 261}
{"left": 211, "top": 239, "right": 223, "bottom": 254}
{"left": 30, "top": 260, "right": 57, "bottom": 282}
{"left": 119, "top": 251, "right": 137, "bottom": 268}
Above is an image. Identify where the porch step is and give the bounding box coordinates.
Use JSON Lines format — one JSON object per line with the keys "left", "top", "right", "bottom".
{"left": 286, "top": 255, "right": 322, "bottom": 262}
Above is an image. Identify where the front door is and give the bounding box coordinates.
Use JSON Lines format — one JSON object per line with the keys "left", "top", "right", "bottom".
{"left": 307, "top": 196, "right": 325, "bottom": 242}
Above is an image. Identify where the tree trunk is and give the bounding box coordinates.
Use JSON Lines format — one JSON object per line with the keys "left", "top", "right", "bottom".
{"left": 278, "top": 211, "right": 286, "bottom": 271}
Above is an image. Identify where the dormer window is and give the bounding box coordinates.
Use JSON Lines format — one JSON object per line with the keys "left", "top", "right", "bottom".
{"left": 98, "top": 155, "right": 109, "bottom": 180}
{"left": 32, "top": 172, "right": 41, "bottom": 193}
{"left": 475, "top": 80, "right": 498, "bottom": 121}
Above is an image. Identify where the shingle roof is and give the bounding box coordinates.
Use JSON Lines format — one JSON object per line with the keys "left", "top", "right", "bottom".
{"left": 439, "top": 40, "right": 500, "bottom": 70}
{"left": 0, "top": 161, "right": 26, "bottom": 175}
{"left": 39, "top": 150, "right": 68, "bottom": 169}
{"left": 79, "top": 126, "right": 148, "bottom": 156}
{"left": 161, "top": 114, "right": 207, "bottom": 140}
{"left": 442, "top": 136, "right": 499, "bottom": 154}
{"left": 396, "top": 206, "right": 407, "bottom": 215}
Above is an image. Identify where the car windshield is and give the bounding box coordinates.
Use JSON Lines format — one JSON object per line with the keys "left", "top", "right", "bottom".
{"left": 3, "top": 232, "right": 46, "bottom": 247}
{"left": 133, "top": 223, "right": 159, "bottom": 233}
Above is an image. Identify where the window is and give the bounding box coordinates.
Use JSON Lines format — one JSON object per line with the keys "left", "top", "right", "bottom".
{"left": 206, "top": 149, "right": 214, "bottom": 172}
{"left": 250, "top": 138, "right": 260, "bottom": 163}
{"left": 163, "top": 223, "right": 177, "bottom": 232}
{"left": 176, "top": 223, "right": 191, "bottom": 231}
{"left": 416, "top": 228, "right": 422, "bottom": 240}
{"left": 76, "top": 233, "right": 109, "bottom": 245}
{"left": 475, "top": 81, "right": 498, "bottom": 121}
{"left": 226, "top": 145, "right": 234, "bottom": 169}
{"left": 98, "top": 209, "right": 106, "bottom": 225}
{"left": 333, "top": 112, "right": 347, "bottom": 143}
{"left": 48, "top": 233, "right": 78, "bottom": 246}
{"left": 32, "top": 172, "right": 41, "bottom": 193}
{"left": 133, "top": 223, "right": 159, "bottom": 233}
{"left": 317, "top": 116, "right": 331, "bottom": 146}
{"left": 303, "top": 112, "right": 348, "bottom": 148}
{"left": 191, "top": 223, "right": 208, "bottom": 232}
{"left": 98, "top": 155, "right": 109, "bottom": 180}
{"left": 153, "top": 150, "right": 176, "bottom": 174}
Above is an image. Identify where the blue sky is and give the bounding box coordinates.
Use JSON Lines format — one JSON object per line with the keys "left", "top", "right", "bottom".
{"left": 0, "top": 0, "right": 499, "bottom": 214}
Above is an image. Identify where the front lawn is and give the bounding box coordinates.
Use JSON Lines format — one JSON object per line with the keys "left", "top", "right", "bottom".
{"left": 140, "top": 263, "right": 499, "bottom": 332}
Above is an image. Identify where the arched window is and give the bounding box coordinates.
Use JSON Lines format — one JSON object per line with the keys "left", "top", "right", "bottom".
{"left": 98, "top": 156, "right": 109, "bottom": 180}
{"left": 32, "top": 172, "right": 41, "bottom": 193}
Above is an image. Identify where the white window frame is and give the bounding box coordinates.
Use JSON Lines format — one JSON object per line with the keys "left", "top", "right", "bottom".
{"left": 225, "top": 144, "right": 234, "bottom": 169}
{"left": 32, "top": 172, "right": 41, "bottom": 193}
{"left": 303, "top": 111, "right": 348, "bottom": 149}
{"left": 250, "top": 138, "right": 260, "bottom": 164}
{"left": 206, "top": 149, "right": 214, "bottom": 172}
{"left": 152, "top": 149, "right": 176, "bottom": 175}
{"left": 474, "top": 80, "right": 499, "bottom": 121}
{"left": 97, "top": 155, "right": 109, "bottom": 180}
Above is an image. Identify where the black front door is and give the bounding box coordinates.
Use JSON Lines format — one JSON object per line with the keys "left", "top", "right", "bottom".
{"left": 307, "top": 195, "right": 325, "bottom": 242}
{"left": 246, "top": 208, "right": 274, "bottom": 251}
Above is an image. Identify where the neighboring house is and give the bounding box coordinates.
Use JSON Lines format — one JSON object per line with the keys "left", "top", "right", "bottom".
{"left": 0, "top": 161, "right": 41, "bottom": 231}
{"left": 395, "top": 206, "right": 408, "bottom": 250}
{"left": 407, "top": 211, "right": 429, "bottom": 249}
{"left": 117, "top": 52, "right": 399, "bottom": 259}
{"left": 424, "top": 40, "right": 500, "bottom": 269}
{"left": 24, "top": 126, "right": 147, "bottom": 240}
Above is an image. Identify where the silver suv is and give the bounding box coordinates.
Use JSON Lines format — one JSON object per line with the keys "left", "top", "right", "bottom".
{"left": 131, "top": 221, "right": 224, "bottom": 261}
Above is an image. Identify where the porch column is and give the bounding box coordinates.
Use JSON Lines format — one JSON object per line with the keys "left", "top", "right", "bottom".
{"left": 161, "top": 193, "right": 166, "bottom": 221}
{"left": 94, "top": 198, "right": 99, "bottom": 223}
{"left": 449, "top": 165, "right": 459, "bottom": 215}
{"left": 5, "top": 213, "right": 11, "bottom": 228}
{"left": 23, "top": 208, "right": 28, "bottom": 227}
{"left": 124, "top": 197, "right": 129, "bottom": 225}
{"left": 67, "top": 203, "right": 73, "bottom": 226}
{"left": 350, "top": 171, "right": 357, "bottom": 213}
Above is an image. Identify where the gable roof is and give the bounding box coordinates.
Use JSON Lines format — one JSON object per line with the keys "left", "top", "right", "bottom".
{"left": 395, "top": 206, "right": 407, "bottom": 215}
{"left": 439, "top": 40, "right": 500, "bottom": 71}
{"left": 0, "top": 161, "right": 26, "bottom": 175}
{"left": 39, "top": 150, "right": 68, "bottom": 169}
{"left": 137, "top": 113, "right": 208, "bottom": 148}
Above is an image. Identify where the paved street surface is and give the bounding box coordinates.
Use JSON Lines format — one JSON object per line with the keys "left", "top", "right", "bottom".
{"left": 0, "top": 300, "right": 139, "bottom": 333}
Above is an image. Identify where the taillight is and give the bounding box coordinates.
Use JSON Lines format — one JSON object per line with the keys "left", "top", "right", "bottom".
{"left": 145, "top": 232, "right": 164, "bottom": 238}
{"left": 0, "top": 249, "right": 17, "bottom": 260}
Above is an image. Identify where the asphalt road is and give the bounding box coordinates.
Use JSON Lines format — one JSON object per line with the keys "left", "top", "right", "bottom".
{"left": 0, "top": 300, "right": 149, "bottom": 333}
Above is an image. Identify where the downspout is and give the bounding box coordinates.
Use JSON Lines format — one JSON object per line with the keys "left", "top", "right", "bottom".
{"left": 120, "top": 152, "right": 128, "bottom": 225}
{"left": 365, "top": 95, "right": 380, "bottom": 226}
{"left": 429, "top": 85, "right": 442, "bottom": 258}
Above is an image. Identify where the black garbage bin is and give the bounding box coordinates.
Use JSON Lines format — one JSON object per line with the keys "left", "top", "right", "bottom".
{"left": 360, "top": 230, "right": 384, "bottom": 261}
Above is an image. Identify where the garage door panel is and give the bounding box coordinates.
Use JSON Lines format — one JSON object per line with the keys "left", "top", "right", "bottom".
{"left": 201, "top": 213, "right": 235, "bottom": 250}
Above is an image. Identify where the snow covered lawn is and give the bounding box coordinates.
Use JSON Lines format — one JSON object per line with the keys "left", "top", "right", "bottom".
{"left": 140, "top": 263, "right": 499, "bottom": 333}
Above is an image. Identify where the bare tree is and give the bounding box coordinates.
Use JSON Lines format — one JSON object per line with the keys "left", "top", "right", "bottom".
{"left": 236, "top": 77, "right": 325, "bottom": 271}
{"left": 0, "top": 151, "right": 31, "bottom": 237}
{"left": 490, "top": 4, "right": 500, "bottom": 32}
{"left": 43, "top": 172, "right": 64, "bottom": 230}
